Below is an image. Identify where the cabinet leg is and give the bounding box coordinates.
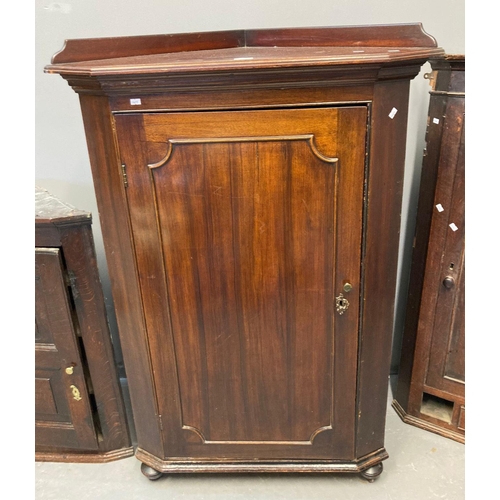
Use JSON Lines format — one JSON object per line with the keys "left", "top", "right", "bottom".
{"left": 141, "top": 462, "right": 163, "bottom": 481}
{"left": 360, "top": 462, "right": 383, "bottom": 482}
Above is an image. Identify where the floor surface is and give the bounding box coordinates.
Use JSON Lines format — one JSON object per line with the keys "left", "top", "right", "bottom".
{"left": 35, "top": 378, "right": 465, "bottom": 499}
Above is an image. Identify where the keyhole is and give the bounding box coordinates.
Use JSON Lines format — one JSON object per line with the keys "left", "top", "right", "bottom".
{"left": 336, "top": 293, "right": 349, "bottom": 315}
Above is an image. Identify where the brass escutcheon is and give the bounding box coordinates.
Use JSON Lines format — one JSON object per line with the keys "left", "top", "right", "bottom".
{"left": 70, "top": 385, "right": 82, "bottom": 401}
{"left": 335, "top": 293, "right": 349, "bottom": 315}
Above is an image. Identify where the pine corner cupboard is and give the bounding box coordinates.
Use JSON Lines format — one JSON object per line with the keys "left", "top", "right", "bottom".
{"left": 46, "top": 24, "right": 444, "bottom": 481}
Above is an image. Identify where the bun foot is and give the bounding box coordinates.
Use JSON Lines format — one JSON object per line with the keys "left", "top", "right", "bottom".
{"left": 360, "top": 462, "right": 383, "bottom": 482}
{"left": 141, "top": 462, "right": 163, "bottom": 481}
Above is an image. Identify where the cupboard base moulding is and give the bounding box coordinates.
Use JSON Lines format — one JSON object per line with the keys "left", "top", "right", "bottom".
{"left": 136, "top": 446, "right": 388, "bottom": 475}
{"left": 35, "top": 447, "right": 135, "bottom": 464}
{"left": 392, "top": 400, "right": 465, "bottom": 444}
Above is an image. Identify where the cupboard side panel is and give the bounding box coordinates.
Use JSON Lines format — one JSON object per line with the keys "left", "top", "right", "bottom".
{"left": 356, "top": 80, "right": 410, "bottom": 457}
{"left": 59, "top": 223, "right": 131, "bottom": 452}
{"left": 78, "top": 95, "right": 163, "bottom": 457}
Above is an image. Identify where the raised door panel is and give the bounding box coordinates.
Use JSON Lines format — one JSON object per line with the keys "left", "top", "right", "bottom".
{"left": 35, "top": 248, "right": 98, "bottom": 450}
{"left": 115, "top": 106, "right": 367, "bottom": 460}
{"left": 443, "top": 264, "right": 465, "bottom": 383}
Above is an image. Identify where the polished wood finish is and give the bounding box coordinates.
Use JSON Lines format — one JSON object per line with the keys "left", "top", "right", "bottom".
{"left": 46, "top": 24, "right": 444, "bottom": 477}
{"left": 78, "top": 95, "right": 165, "bottom": 458}
{"left": 357, "top": 79, "right": 411, "bottom": 457}
{"left": 49, "top": 23, "right": 438, "bottom": 66}
{"left": 35, "top": 187, "right": 133, "bottom": 461}
{"left": 35, "top": 247, "right": 98, "bottom": 451}
{"left": 115, "top": 106, "right": 366, "bottom": 461}
{"left": 393, "top": 56, "right": 465, "bottom": 443}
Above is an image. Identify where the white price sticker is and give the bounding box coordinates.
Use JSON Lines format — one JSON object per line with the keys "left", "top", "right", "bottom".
{"left": 388, "top": 107, "right": 398, "bottom": 119}
{"left": 130, "top": 98, "right": 142, "bottom": 105}
{"left": 433, "top": 118, "right": 440, "bottom": 124}
{"left": 449, "top": 223, "right": 458, "bottom": 231}
{"left": 436, "top": 204, "right": 444, "bottom": 212}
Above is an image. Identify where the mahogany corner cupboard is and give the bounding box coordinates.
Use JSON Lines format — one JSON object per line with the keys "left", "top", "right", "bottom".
{"left": 46, "top": 24, "right": 444, "bottom": 481}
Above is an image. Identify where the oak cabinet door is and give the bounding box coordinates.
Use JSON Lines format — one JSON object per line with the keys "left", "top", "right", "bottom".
{"left": 35, "top": 248, "right": 98, "bottom": 450}
{"left": 423, "top": 114, "right": 465, "bottom": 397}
{"left": 116, "top": 106, "right": 367, "bottom": 460}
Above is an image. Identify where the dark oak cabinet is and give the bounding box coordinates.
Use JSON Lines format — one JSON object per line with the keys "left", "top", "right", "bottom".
{"left": 46, "top": 24, "right": 444, "bottom": 479}
{"left": 393, "top": 56, "right": 465, "bottom": 443}
{"left": 35, "top": 187, "right": 133, "bottom": 461}
{"left": 35, "top": 247, "right": 99, "bottom": 452}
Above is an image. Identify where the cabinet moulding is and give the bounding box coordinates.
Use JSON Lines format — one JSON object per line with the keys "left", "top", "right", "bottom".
{"left": 147, "top": 135, "right": 339, "bottom": 169}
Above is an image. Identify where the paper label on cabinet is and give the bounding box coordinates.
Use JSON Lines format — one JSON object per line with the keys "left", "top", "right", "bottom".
{"left": 388, "top": 108, "right": 398, "bottom": 119}
{"left": 449, "top": 223, "right": 458, "bottom": 231}
{"left": 436, "top": 204, "right": 444, "bottom": 212}
{"left": 433, "top": 118, "right": 440, "bottom": 124}
{"left": 130, "top": 98, "right": 142, "bottom": 105}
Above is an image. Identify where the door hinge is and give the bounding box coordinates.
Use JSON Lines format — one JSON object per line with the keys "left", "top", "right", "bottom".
{"left": 64, "top": 270, "right": 79, "bottom": 299}
{"left": 121, "top": 163, "right": 128, "bottom": 188}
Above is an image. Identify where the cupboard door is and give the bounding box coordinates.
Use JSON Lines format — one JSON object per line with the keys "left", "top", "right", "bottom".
{"left": 423, "top": 111, "right": 465, "bottom": 397}
{"left": 115, "top": 106, "right": 367, "bottom": 460}
{"left": 35, "top": 248, "right": 98, "bottom": 450}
